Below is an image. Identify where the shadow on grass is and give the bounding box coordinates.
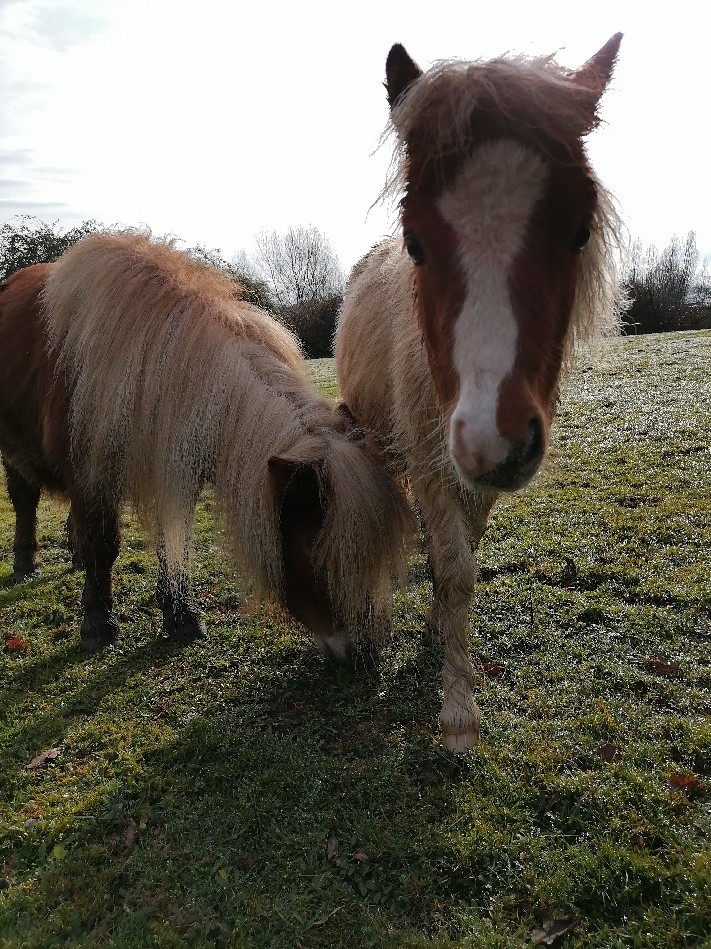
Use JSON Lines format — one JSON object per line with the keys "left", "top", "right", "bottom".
{"left": 2, "top": 617, "right": 710, "bottom": 946}
{"left": 0, "top": 567, "right": 70, "bottom": 605}
{"left": 0, "top": 626, "right": 487, "bottom": 945}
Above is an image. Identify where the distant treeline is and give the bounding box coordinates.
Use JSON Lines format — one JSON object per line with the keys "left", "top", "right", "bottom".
{"left": 2, "top": 218, "right": 709, "bottom": 355}
{"left": 622, "top": 232, "right": 711, "bottom": 334}
{"left": 0, "top": 217, "right": 341, "bottom": 359}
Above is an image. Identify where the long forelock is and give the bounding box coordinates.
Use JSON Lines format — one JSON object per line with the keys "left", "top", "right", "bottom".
{"left": 381, "top": 53, "right": 604, "bottom": 201}
{"left": 379, "top": 54, "right": 628, "bottom": 357}
{"left": 313, "top": 433, "right": 412, "bottom": 644}
{"left": 565, "top": 174, "right": 629, "bottom": 363}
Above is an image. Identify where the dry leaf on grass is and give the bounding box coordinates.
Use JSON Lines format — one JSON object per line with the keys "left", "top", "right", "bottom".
{"left": 5, "top": 635, "right": 28, "bottom": 652}
{"left": 124, "top": 818, "right": 138, "bottom": 851}
{"left": 667, "top": 773, "right": 700, "bottom": 794}
{"left": 531, "top": 916, "right": 579, "bottom": 945}
{"left": 644, "top": 657, "right": 680, "bottom": 677}
{"left": 326, "top": 834, "right": 339, "bottom": 862}
{"left": 595, "top": 742, "right": 622, "bottom": 762}
{"left": 26, "top": 748, "right": 61, "bottom": 770}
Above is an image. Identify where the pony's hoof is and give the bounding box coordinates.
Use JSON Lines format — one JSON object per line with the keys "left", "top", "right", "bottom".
{"left": 442, "top": 728, "right": 480, "bottom": 753}
{"left": 162, "top": 613, "right": 207, "bottom": 645}
{"left": 80, "top": 611, "right": 119, "bottom": 652}
{"left": 440, "top": 702, "right": 481, "bottom": 753}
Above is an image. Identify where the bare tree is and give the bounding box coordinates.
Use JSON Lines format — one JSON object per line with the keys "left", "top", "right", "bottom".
{"left": 250, "top": 226, "right": 344, "bottom": 307}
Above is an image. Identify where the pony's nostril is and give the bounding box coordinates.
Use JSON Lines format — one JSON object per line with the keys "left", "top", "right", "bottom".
{"left": 521, "top": 416, "right": 544, "bottom": 467}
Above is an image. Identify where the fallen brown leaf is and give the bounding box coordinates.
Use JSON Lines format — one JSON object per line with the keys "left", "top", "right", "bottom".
{"left": 667, "top": 773, "right": 700, "bottom": 794}
{"left": 481, "top": 661, "right": 502, "bottom": 678}
{"left": 326, "top": 834, "right": 339, "bottom": 862}
{"left": 531, "top": 916, "right": 579, "bottom": 945}
{"left": 26, "top": 748, "right": 61, "bottom": 770}
{"left": 595, "top": 742, "right": 622, "bottom": 763}
{"left": 352, "top": 852, "right": 369, "bottom": 862}
{"left": 124, "top": 818, "right": 138, "bottom": 851}
{"left": 644, "top": 657, "right": 680, "bottom": 677}
{"left": 5, "top": 635, "right": 28, "bottom": 652}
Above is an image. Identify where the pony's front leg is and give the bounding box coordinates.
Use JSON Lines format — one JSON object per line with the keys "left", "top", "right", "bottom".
{"left": 70, "top": 491, "right": 121, "bottom": 652}
{"left": 65, "top": 507, "right": 84, "bottom": 571}
{"left": 155, "top": 543, "right": 207, "bottom": 645}
{"left": 2, "top": 458, "right": 41, "bottom": 581}
{"left": 417, "top": 483, "right": 494, "bottom": 751}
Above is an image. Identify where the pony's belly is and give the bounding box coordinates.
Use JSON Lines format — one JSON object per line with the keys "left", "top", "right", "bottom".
{"left": 0, "top": 418, "right": 66, "bottom": 492}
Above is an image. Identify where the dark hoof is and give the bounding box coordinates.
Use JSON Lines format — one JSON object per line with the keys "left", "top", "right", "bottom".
{"left": 161, "top": 611, "right": 207, "bottom": 645}
{"left": 12, "top": 566, "right": 39, "bottom": 583}
{"left": 80, "top": 610, "right": 119, "bottom": 652}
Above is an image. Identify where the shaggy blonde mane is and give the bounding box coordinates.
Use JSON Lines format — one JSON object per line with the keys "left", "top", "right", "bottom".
{"left": 382, "top": 52, "right": 628, "bottom": 354}
{"left": 43, "top": 231, "right": 410, "bottom": 637}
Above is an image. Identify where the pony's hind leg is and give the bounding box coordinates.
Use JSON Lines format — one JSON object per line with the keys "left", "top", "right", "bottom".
{"left": 155, "top": 541, "right": 207, "bottom": 645}
{"left": 70, "top": 491, "right": 121, "bottom": 652}
{"left": 2, "top": 459, "right": 41, "bottom": 582}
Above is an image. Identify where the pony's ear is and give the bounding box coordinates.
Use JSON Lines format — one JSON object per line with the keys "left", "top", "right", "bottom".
{"left": 268, "top": 456, "right": 301, "bottom": 496}
{"left": 268, "top": 455, "right": 323, "bottom": 500}
{"left": 337, "top": 402, "right": 359, "bottom": 427}
{"left": 386, "top": 44, "right": 422, "bottom": 108}
{"left": 572, "top": 33, "right": 622, "bottom": 112}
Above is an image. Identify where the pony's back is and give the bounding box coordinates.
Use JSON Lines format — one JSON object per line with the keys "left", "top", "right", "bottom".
{"left": 44, "top": 231, "right": 321, "bottom": 572}
{"left": 45, "top": 230, "right": 308, "bottom": 404}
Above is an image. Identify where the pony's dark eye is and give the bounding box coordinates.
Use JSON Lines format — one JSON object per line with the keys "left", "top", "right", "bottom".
{"left": 404, "top": 232, "right": 426, "bottom": 265}
{"left": 572, "top": 221, "right": 591, "bottom": 251}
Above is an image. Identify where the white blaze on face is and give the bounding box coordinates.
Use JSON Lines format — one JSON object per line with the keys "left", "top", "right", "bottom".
{"left": 437, "top": 139, "right": 548, "bottom": 484}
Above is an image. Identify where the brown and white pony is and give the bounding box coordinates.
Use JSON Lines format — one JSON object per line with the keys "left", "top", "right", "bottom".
{"left": 336, "top": 37, "right": 626, "bottom": 750}
{"left": 0, "top": 231, "right": 411, "bottom": 654}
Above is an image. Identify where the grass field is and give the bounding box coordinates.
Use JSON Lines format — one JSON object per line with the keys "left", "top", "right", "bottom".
{"left": 0, "top": 332, "right": 709, "bottom": 948}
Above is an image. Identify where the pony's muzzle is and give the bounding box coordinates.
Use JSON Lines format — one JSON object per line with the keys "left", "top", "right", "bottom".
{"left": 451, "top": 415, "right": 545, "bottom": 492}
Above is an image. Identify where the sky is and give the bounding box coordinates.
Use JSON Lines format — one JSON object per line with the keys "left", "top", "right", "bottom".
{"left": 0, "top": 0, "right": 708, "bottom": 273}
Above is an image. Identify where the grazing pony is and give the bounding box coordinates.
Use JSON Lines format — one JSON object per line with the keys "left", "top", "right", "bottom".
{"left": 0, "top": 231, "right": 410, "bottom": 654}
{"left": 336, "top": 37, "right": 626, "bottom": 750}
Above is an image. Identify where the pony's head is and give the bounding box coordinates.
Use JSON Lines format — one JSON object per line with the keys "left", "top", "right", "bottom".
{"left": 385, "top": 36, "right": 624, "bottom": 491}
{"left": 269, "top": 454, "right": 335, "bottom": 642}
{"left": 268, "top": 406, "right": 411, "bottom": 659}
